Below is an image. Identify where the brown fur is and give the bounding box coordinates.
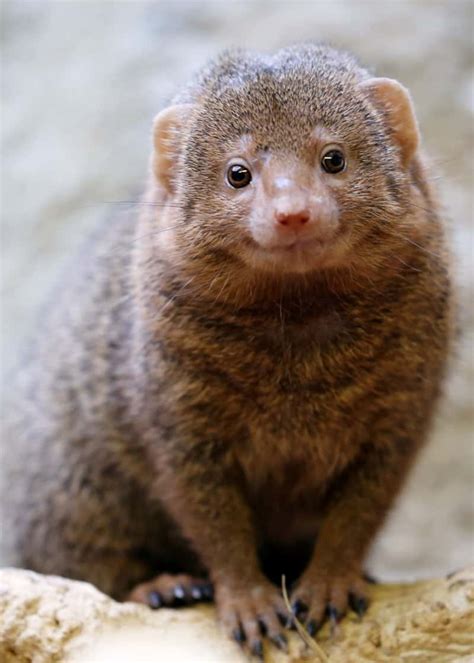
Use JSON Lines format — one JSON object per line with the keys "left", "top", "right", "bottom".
{"left": 3, "top": 45, "right": 453, "bottom": 653}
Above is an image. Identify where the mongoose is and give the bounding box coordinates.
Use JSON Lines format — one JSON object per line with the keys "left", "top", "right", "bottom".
{"left": 3, "top": 44, "right": 453, "bottom": 657}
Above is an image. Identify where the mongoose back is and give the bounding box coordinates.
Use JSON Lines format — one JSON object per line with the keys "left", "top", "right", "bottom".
{"left": 3, "top": 44, "right": 453, "bottom": 656}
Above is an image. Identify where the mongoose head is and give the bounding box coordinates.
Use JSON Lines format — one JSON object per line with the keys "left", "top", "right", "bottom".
{"left": 151, "top": 45, "right": 421, "bottom": 281}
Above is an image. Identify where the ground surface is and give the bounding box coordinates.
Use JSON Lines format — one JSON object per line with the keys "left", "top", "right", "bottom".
{"left": 1, "top": 1, "right": 473, "bottom": 579}
{"left": 1, "top": 567, "right": 473, "bottom": 662}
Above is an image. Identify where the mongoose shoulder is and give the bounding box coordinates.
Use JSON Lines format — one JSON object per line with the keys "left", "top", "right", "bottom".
{"left": 4, "top": 44, "right": 453, "bottom": 655}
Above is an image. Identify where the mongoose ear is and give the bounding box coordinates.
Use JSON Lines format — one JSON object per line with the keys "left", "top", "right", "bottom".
{"left": 152, "top": 104, "right": 195, "bottom": 192}
{"left": 359, "top": 77, "right": 420, "bottom": 166}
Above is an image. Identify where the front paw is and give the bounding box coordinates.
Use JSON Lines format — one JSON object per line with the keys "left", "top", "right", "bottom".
{"left": 215, "top": 577, "right": 289, "bottom": 659}
{"left": 290, "top": 570, "right": 368, "bottom": 635}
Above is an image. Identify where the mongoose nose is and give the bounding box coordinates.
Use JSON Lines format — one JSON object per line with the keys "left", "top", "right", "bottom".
{"left": 275, "top": 211, "right": 310, "bottom": 228}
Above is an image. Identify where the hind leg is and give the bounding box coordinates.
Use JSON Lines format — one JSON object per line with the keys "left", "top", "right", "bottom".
{"left": 128, "top": 573, "right": 213, "bottom": 608}
{"left": 10, "top": 460, "right": 208, "bottom": 601}
{"left": 4, "top": 409, "right": 207, "bottom": 601}
{"left": 5, "top": 427, "right": 162, "bottom": 599}
{"left": 12, "top": 484, "right": 158, "bottom": 600}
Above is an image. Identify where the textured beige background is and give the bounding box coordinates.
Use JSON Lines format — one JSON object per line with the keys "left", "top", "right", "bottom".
{"left": 1, "top": 1, "right": 473, "bottom": 579}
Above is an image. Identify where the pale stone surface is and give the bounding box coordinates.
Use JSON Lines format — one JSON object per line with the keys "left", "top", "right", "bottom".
{"left": 0, "top": 567, "right": 473, "bottom": 663}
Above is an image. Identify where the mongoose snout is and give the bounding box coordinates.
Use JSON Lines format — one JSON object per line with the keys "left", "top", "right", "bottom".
{"left": 247, "top": 164, "right": 341, "bottom": 271}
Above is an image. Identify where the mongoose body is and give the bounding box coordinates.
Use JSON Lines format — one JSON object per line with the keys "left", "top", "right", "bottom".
{"left": 3, "top": 44, "right": 452, "bottom": 654}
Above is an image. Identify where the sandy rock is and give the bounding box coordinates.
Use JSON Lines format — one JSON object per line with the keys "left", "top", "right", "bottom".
{"left": 0, "top": 567, "right": 473, "bottom": 663}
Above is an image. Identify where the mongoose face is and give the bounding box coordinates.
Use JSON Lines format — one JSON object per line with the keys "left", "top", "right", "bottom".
{"left": 153, "top": 46, "right": 421, "bottom": 282}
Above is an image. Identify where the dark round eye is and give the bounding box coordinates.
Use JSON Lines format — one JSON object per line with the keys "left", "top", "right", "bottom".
{"left": 227, "top": 163, "right": 252, "bottom": 189}
{"left": 321, "top": 149, "right": 346, "bottom": 174}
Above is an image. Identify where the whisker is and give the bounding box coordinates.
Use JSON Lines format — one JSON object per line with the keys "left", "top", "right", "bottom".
{"left": 387, "top": 252, "right": 423, "bottom": 274}
{"left": 376, "top": 223, "right": 444, "bottom": 260}
{"left": 107, "top": 224, "right": 187, "bottom": 256}
{"left": 428, "top": 155, "right": 467, "bottom": 167}
{"left": 104, "top": 200, "right": 186, "bottom": 209}
{"left": 407, "top": 201, "right": 437, "bottom": 216}
{"left": 129, "top": 225, "right": 186, "bottom": 244}
{"left": 393, "top": 233, "right": 443, "bottom": 260}
{"left": 213, "top": 272, "right": 232, "bottom": 307}
{"left": 157, "top": 276, "right": 196, "bottom": 316}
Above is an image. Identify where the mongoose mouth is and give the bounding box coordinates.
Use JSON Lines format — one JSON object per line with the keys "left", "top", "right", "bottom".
{"left": 274, "top": 237, "right": 326, "bottom": 252}
{"left": 257, "top": 238, "right": 327, "bottom": 259}
{"left": 242, "top": 235, "right": 335, "bottom": 274}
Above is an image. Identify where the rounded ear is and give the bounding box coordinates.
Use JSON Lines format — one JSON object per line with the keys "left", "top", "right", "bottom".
{"left": 152, "top": 104, "right": 195, "bottom": 192}
{"left": 359, "top": 77, "right": 420, "bottom": 166}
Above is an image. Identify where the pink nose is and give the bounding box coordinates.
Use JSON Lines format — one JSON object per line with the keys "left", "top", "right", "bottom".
{"left": 275, "top": 211, "right": 310, "bottom": 228}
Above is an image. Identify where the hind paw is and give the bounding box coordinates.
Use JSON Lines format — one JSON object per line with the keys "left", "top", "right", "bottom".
{"left": 127, "top": 573, "right": 213, "bottom": 608}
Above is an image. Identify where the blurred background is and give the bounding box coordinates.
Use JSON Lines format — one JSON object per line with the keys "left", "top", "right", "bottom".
{"left": 1, "top": 0, "right": 473, "bottom": 579}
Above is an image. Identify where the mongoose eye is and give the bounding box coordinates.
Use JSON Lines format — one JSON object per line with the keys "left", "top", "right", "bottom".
{"left": 227, "top": 163, "right": 252, "bottom": 189}
{"left": 321, "top": 149, "right": 346, "bottom": 174}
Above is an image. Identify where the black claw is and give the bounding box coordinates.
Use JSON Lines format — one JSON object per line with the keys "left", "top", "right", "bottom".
{"left": 271, "top": 633, "right": 288, "bottom": 651}
{"left": 148, "top": 591, "right": 163, "bottom": 609}
{"left": 349, "top": 593, "right": 368, "bottom": 618}
{"left": 363, "top": 572, "right": 378, "bottom": 585}
{"left": 251, "top": 639, "right": 264, "bottom": 660}
{"left": 277, "top": 610, "right": 289, "bottom": 626}
{"left": 327, "top": 605, "right": 341, "bottom": 624}
{"left": 232, "top": 626, "right": 246, "bottom": 644}
{"left": 172, "top": 584, "right": 187, "bottom": 605}
{"left": 291, "top": 599, "right": 308, "bottom": 618}
{"left": 306, "top": 619, "right": 319, "bottom": 637}
{"left": 190, "top": 586, "right": 203, "bottom": 601}
{"left": 257, "top": 617, "right": 267, "bottom": 635}
{"left": 201, "top": 583, "right": 214, "bottom": 601}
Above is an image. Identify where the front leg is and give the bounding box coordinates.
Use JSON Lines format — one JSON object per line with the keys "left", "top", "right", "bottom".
{"left": 131, "top": 437, "right": 288, "bottom": 656}
{"left": 291, "top": 435, "right": 420, "bottom": 634}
